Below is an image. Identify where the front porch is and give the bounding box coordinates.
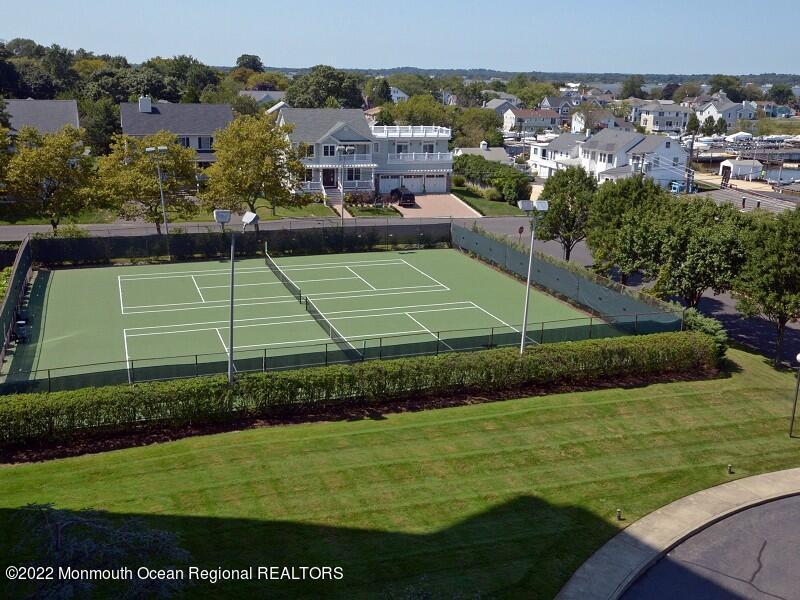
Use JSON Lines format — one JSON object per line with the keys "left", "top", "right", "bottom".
{"left": 301, "top": 165, "right": 376, "bottom": 198}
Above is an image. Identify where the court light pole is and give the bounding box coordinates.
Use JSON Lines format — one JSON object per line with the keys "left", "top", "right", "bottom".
{"left": 790, "top": 352, "right": 800, "bottom": 437}
{"left": 214, "top": 209, "right": 259, "bottom": 385}
{"left": 145, "top": 145, "right": 171, "bottom": 260}
{"left": 517, "top": 199, "right": 549, "bottom": 355}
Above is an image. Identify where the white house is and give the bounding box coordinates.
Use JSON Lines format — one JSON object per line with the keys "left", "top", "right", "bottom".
{"left": 571, "top": 110, "right": 633, "bottom": 134}
{"left": 695, "top": 93, "right": 758, "bottom": 130}
{"left": 484, "top": 98, "right": 516, "bottom": 117}
{"left": 390, "top": 87, "right": 409, "bottom": 103}
{"left": 578, "top": 129, "right": 688, "bottom": 187}
{"left": 503, "top": 108, "right": 559, "bottom": 134}
{"left": 528, "top": 133, "right": 587, "bottom": 180}
{"left": 719, "top": 159, "right": 763, "bottom": 180}
{"left": 276, "top": 108, "right": 452, "bottom": 202}
{"left": 639, "top": 102, "right": 693, "bottom": 133}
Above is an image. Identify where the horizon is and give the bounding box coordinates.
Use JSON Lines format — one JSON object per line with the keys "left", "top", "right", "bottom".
{"left": 2, "top": 0, "right": 799, "bottom": 74}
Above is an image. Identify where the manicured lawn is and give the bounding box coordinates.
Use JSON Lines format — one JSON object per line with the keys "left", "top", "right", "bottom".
{"left": 452, "top": 186, "right": 526, "bottom": 216}
{"left": 0, "top": 349, "right": 796, "bottom": 598}
{"left": 0, "top": 207, "right": 117, "bottom": 226}
{"left": 178, "top": 202, "right": 336, "bottom": 222}
{"left": 345, "top": 203, "right": 402, "bottom": 217}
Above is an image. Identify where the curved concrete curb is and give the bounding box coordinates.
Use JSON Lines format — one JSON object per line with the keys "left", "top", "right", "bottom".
{"left": 556, "top": 467, "right": 800, "bottom": 600}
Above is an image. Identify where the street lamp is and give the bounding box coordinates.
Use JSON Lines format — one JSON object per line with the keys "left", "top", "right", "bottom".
{"left": 790, "top": 352, "right": 800, "bottom": 437}
{"left": 215, "top": 209, "right": 260, "bottom": 384}
{"left": 145, "top": 145, "right": 171, "bottom": 260}
{"left": 517, "top": 198, "right": 549, "bottom": 354}
{"left": 336, "top": 145, "right": 355, "bottom": 227}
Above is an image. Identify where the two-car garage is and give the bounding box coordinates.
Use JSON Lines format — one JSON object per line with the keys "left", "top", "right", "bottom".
{"left": 377, "top": 174, "right": 448, "bottom": 194}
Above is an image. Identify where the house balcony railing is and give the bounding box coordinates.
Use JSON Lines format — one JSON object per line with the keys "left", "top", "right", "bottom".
{"left": 371, "top": 125, "right": 451, "bottom": 139}
{"left": 340, "top": 180, "right": 374, "bottom": 191}
{"left": 301, "top": 181, "right": 323, "bottom": 192}
{"left": 302, "top": 154, "right": 374, "bottom": 166}
{"left": 387, "top": 152, "right": 453, "bottom": 163}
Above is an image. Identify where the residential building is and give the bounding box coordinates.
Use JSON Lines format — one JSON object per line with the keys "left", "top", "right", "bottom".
{"left": 390, "top": 87, "right": 409, "bottom": 103}
{"left": 571, "top": 110, "right": 633, "bottom": 134}
{"left": 441, "top": 91, "right": 459, "bottom": 106}
{"left": 578, "top": 129, "right": 688, "bottom": 187}
{"left": 484, "top": 98, "right": 516, "bottom": 117}
{"left": 276, "top": 108, "right": 452, "bottom": 201}
{"left": 481, "top": 90, "right": 521, "bottom": 106}
{"left": 454, "top": 141, "right": 513, "bottom": 165}
{"left": 528, "top": 133, "right": 587, "bottom": 180}
{"left": 503, "top": 108, "right": 559, "bottom": 134}
{"left": 5, "top": 99, "right": 79, "bottom": 134}
{"left": 639, "top": 102, "right": 693, "bottom": 133}
{"left": 540, "top": 96, "right": 582, "bottom": 125}
{"left": 695, "top": 92, "right": 758, "bottom": 130}
{"left": 622, "top": 98, "right": 649, "bottom": 126}
{"left": 120, "top": 96, "right": 234, "bottom": 167}
{"left": 238, "top": 90, "right": 286, "bottom": 105}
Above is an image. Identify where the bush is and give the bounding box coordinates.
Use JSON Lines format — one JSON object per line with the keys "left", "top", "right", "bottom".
{"left": 452, "top": 175, "right": 465, "bottom": 188}
{"left": 31, "top": 224, "right": 90, "bottom": 239}
{"left": 0, "top": 332, "right": 718, "bottom": 447}
{"left": 454, "top": 154, "right": 529, "bottom": 203}
{"left": 682, "top": 308, "right": 728, "bottom": 360}
{"left": 482, "top": 187, "right": 503, "bottom": 202}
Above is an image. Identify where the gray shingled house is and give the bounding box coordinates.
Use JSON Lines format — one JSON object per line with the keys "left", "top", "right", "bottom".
{"left": 120, "top": 96, "right": 234, "bottom": 166}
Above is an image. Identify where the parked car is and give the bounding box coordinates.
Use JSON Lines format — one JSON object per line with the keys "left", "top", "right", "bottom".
{"left": 390, "top": 186, "right": 416, "bottom": 207}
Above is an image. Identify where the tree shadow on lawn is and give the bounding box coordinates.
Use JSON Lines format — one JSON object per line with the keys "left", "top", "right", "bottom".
{"left": 0, "top": 497, "right": 617, "bottom": 599}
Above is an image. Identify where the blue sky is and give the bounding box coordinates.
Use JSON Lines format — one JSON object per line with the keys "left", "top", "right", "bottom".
{"left": 2, "top": 0, "right": 799, "bottom": 73}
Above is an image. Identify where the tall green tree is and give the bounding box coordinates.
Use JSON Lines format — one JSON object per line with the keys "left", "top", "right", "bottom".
{"left": 587, "top": 175, "right": 668, "bottom": 273}
{"left": 78, "top": 97, "right": 120, "bottom": 154}
{"left": 701, "top": 115, "right": 717, "bottom": 136}
{"left": 5, "top": 125, "right": 94, "bottom": 231}
{"left": 285, "top": 65, "right": 363, "bottom": 109}
{"left": 536, "top": 167, "right": 597, "bottom": 261}
{"left": 0, "top": 96, "right": 10, "bottom": 128}
{"left": 686, "top": 112, "right": 700, "bottom": 135}
{"left": 621, "top": 75, "right": 646, "bottom": 99}
{"left": 97, "top": 132, "right": 198, "bottom": 232}
{"left": 364, "top": 78, "right": 392, "bottom": 107}
{"left": 201, "top": 113, "right": 308, "bottom": 226}
{"left": 714, "top": 116, "right": 728, "bottom": 135}
{"left": 235, "top": 54, "right": 264, "bottom": 72}
{"left": 386, "top": 94, "right": 450, "bottom": 126}
{"left": 451, "top": 107, "right": 502, "bottom": 147}
{"left": 768, "top": 83, "right": 794, "bottom": 105}
{"left": 708, "top": 75, "right": 743, "bottom": 102}
{"left": 734, "top": 210, "right": 800, "bottom": 366}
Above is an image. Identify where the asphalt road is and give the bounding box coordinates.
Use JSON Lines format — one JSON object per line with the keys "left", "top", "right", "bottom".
{"left": 623, "top": 494, "right": 800, "bottom": 600}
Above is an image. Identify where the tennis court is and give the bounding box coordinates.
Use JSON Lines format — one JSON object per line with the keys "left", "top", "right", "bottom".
{"left": 4, "top": 249, "right": 607, "bottom": 389}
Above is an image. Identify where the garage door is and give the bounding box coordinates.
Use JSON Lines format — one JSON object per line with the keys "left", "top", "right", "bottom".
{"left": 424, "top": 174, "right": 447, "bottom": 193}
{"left": 401, "top": 175, "right": 424, "bottom": 194}
{"left": 379, "top": 175, "right": 400, "bottom": 193}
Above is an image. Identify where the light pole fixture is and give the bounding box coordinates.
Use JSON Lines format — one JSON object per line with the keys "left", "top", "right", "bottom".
{"left": 214, "top": 209, "right": 260, "bottom": 385}
{"left": 790, "top": 352, "right": 800, "bottom": 437}
{"left": 517, "top": 198, "right": 549, "bottom": 354}
{"left": 145, "top": 145, "right": 171, "bottom": 260}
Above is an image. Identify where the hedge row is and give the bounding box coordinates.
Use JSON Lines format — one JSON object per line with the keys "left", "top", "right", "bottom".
{"left": 0, "top": 332, "right": 718, "bottom": 447}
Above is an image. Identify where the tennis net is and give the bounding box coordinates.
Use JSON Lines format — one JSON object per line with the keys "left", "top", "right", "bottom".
{"left": 265, "top": 253, "right": 302, "bottom": 302}
{"left": 304, "top": 297, "right": 362, "bottom": 361}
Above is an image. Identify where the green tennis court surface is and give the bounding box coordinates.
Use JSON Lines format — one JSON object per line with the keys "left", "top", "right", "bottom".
{"left": 5, "top": 249, "right": 603, "bottom": 387}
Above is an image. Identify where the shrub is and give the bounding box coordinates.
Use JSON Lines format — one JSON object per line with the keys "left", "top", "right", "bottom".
{"left": 482, "top": 187, "right": 503, "bottom": 202}
{"left": 0, "top": 332, "right": 718, "bottom": 447}
{"left": 452, "top": 175, "right": 465, "bottom": 188}
{"left": 453, "top": 154, "right": 530, "bottom": 202}
{"left": 682, "top": 308, "right": 728, "bottom": 360}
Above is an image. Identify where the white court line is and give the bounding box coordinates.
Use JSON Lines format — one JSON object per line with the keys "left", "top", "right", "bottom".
{"left": 405, "top": 313, "right": 454, "bottom": 351}
{"left": 124, "top": 301, "right": 475, "bottom": 333}
{"left": 118, "top": 258, "right": 405, "bottom": 280}
{"left": 122, "top": 284, "right": 448, "bottom": 314}
{"left": 123, "top": 330, "right": 131, "bottom": 383}
{"left": 400, "top": 259, "right": 450, "bottom": 291}
{"left": 469, "top": 302, "right": 539, "bottom": 345}
{"left": 198, "top": 276, "right": 360, "bottom": 290}
{"left": 346, "top": 266, "right": 376, "bottom": 290}
{"left": 191, "top": 276, "right": 205, "bottom": 302}
{"left": 118, "top": 276, "right": 125, "bottom": 315}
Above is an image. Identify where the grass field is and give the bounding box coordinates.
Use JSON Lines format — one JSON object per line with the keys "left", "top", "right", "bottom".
{"left": 0, "top": 348, "right": 795, "bottom": 598}
{"left": 5, "top": 249, "right": 589, "bottom": 384}
{"left": 451, "top": 186, "right": 527, "bottom": 217}
{"left": 345, "top": 204, "right": 401, "bottom": 217}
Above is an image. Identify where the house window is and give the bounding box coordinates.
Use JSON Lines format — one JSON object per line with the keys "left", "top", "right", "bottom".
{"left": 177, "top": 136, "right": 190, "bottom": 148}
{"left": 198, "top": 136, "right": 213, "bottom": 150}
{"left": 422, "top": 143, "right": 435, "bottom": 153}
{"left": 346, "top": 168, "right": 361, "bottom": 181}
{"left": 396, "top": 143, "right": 409, "bottom": 154}
{"left": 304, "top": 169, "right": 313, "bottom": 182}
{"left": 607, "top": 154, "right": 613, "bottom": 164}
{"left": 305, "top": 145, "right": 315, "bottom": 158}
{"left": 665, "top": 141, "right": 670, "bottom": 148}
{"left": 323, "top": 145, "right": 336, "bottom": 157}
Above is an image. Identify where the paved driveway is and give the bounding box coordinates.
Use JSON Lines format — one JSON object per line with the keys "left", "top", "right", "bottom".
{"left": 393, "top": 193, "right": 482, "bottom": 218}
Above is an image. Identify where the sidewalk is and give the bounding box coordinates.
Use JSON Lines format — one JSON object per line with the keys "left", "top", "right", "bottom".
{"left": 556, "top": 467, "right": 800, "bottom": 600}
